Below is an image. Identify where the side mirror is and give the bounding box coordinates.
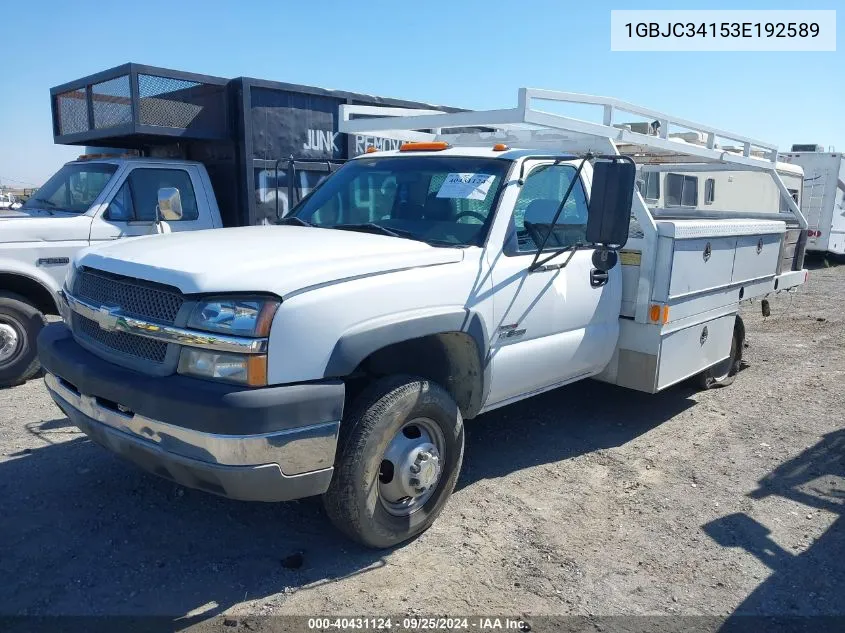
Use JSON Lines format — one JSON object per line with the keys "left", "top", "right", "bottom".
{"left": 157, "top": 187, "right": 183, "bottom": 221}
{"left": 586, "top": 160, "right": 635, "bottom": 249}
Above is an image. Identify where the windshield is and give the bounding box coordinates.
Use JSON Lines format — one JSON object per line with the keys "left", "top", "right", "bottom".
{"left": 22, "top": 162, "right": 118, "bottom": 213}
{"left": 287, "top": 156, "right": 511, "bottom": 246}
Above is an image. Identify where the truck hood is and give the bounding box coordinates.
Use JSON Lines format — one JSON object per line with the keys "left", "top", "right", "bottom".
{"left": 77, "top": 225, "right": 465, "bottom": 296}
{"left": 0, "top": 213, "right": 91, "bottom": 243}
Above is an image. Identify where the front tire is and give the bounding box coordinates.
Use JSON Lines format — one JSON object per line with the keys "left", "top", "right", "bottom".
{"left": 0, "top": 293, "right": 45, "bottom": 388}
{"left": 323, "top": 375, "right": 464, "bottom": 549}
{"left": 696, "top": 317, "right": 744, "bottom": 389}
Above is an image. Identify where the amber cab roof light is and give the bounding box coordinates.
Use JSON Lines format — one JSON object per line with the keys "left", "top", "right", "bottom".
{"left": 77, "top": 150, "right": 140, "bottom": 161}
{"left": 399, "top": 141, "right": 451, "bottom": 152}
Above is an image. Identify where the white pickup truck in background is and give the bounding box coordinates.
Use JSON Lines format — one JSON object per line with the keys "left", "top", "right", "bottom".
{"left": 0, "top": 156, "right": 222, "bottom": 386}
{"left": 0, "top": 192, "right": 22, "bottom": 210}
{"left": 37, "top": 90, "right": 809, "bottom": 548}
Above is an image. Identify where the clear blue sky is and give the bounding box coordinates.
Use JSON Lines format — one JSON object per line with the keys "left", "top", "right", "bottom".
{"left": 0, "top": 0, "right": 841, "bottom": 187}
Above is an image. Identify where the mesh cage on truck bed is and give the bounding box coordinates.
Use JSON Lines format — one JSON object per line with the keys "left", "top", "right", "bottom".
{"left": 49, "top": 63, "right": 463, "bottom": 227}
{"left": 51, "top": 64, "right": 230, "bottom": 146}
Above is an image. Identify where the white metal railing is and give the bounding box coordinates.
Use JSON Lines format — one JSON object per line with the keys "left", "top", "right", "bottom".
{"left": 341, "top": 88, "right": 781, "bottom": 168}
{"left": 340, "top": 89, "right": 807, "bottom": 323}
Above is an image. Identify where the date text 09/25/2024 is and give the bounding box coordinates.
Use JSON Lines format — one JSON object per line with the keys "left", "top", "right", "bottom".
{"left": 306, "top": 617, "right": 530, "bottom": 631}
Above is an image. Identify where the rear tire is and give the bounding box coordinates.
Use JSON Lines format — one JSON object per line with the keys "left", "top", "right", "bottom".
{"left": 0, "top": 293, "right": 45, "bottom": 388}
{"left": 323, "top": 375, "right": 464, "bottom": 549}
{"left": 696, "top": 317, "right": 744, "bottom": 390}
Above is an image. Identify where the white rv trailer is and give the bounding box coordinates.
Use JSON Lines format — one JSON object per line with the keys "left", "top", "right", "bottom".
{"left": 781, "top": 146, "right": 845, "bottom": 256}
{"left": 635, "top": 162, "right": 803, "bottom": 216}
{"left": 616, "top": 128, "right": 804, "bottom": 217}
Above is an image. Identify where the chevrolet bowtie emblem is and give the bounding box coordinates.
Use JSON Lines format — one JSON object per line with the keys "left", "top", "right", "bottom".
{"left": 95, "top": 306, "right": 121, "bottom": 332}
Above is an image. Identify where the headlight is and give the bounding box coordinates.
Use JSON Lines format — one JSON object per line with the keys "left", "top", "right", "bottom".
{"left": 178, "top": 348, "right": 268, "bottom": 386}
{"left": 187, "top": 297, "right": 279, "bottom": 337}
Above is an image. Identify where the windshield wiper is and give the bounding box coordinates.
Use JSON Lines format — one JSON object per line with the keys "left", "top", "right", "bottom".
{"left": 331, "top": 223, "right": 468, "bottom": 248}
{"left": 276, "top": 216, "right": 313, "bottom": 227}
{"left": 331, "top": 223, "right": 416, "bottom": 240}
{"left": 22, "top": 198, "right": 58, "bottom": 215}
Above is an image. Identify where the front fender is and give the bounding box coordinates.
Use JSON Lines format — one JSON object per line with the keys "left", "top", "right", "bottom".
{"left": 324, "top": 307, "right": 490, "bottom": 378}
{"left": 0, "top": 254, "right": 64, "bottom": 306}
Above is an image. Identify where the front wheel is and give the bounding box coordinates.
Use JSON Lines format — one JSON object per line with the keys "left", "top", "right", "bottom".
{"left": 0, "top": 293, "right": 45, "bottom": 388}
{"left": 323, "top": 375, "right": 465, "bottom": 549}
{"left": 696, "top": 317, "right": 745, "bottom": 389}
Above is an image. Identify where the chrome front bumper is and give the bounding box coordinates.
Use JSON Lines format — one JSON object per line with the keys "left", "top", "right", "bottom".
{"left": 45, "top": 372, "right": 339, "bottom": 502}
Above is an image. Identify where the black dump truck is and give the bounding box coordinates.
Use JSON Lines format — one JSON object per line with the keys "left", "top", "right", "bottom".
{"left": 50, "top": 62, "right": 459, "bottom": 226}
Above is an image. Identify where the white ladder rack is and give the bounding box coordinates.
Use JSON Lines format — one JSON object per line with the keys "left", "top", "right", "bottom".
{"left": 341, "top": 88, "right": 781, "bottom": 169}
{"left": 339, "top": 88, "right": 806, "bottom": 226}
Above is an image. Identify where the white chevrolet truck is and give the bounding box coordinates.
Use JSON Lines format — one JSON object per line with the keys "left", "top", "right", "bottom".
{"left": 38, "top": 90, "right": 809, "bottom": 547}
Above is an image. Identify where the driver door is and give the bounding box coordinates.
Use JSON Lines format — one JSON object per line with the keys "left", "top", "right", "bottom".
{"left": 89, "top": 165, "right": 213, "bottom": 243}
{"left": 484, "top": 160, "right": 622, "bottom": 406}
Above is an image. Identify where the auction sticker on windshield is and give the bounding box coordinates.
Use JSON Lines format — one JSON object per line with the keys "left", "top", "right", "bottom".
{"left": 437, "top": 173, "right": 495, "bottom": 200}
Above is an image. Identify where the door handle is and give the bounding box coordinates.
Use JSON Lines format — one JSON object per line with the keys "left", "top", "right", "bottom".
{"left": 590, "top": 269, "right": 609, "bottom": 288}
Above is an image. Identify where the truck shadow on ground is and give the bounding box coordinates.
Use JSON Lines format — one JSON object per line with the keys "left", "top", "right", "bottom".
{"left": 0, "top": 378, "right": 698, "bottom": 625}
{"left": 460, "top": 378, "right": 697, "bottom": 489}
{"left": 703, "top": 429, "right": 844, "bottom": 628}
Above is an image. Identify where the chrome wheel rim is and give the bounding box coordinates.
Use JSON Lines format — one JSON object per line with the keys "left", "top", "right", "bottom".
{"left": 0, "top": 322, "right": 20, "bottom": 365}
{"left": 378, "top": 417, "right": 446, "bottom": 517}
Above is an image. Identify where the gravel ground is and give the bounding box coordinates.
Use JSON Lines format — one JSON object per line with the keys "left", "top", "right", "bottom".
{"left": 0, "top": 262, "right": 842, "bottom": 630}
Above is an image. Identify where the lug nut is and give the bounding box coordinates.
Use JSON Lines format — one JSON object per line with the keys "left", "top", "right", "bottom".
{"left": 419, "top": 451, "right": 431, "bottom": 461}
{"left": 409, "top": 477, "right": 419, "bottom": 486}
{"left": 415, "top": 486, "right": 427, "bottom": 494}
{"left": 410, "top": 464, "right": 421, "bottom": 474}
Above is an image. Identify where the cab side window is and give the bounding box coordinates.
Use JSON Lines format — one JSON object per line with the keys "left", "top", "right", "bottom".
{"left": 508, "top": 164, "right": 589, "bottom": 253}
{"left": 107, "top": 168, "right": 199, "bottom": 222}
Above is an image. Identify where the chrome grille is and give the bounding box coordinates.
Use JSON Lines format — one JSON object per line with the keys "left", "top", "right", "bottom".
{"left": 76, "top": 268, "right": 183, "bottom": 324}
{"left": 71, "top": 268, "right": 184, "bottom": 370}
{"left": 74, "top": 313, "right": 168, "bottom": 363}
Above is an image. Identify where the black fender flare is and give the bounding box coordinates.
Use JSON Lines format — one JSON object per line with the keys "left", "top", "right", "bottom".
{"left": 324, "top": 308, "right": 491, "bottom": 410}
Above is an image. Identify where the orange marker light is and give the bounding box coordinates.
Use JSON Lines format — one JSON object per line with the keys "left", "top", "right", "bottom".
{"left": 365, "top": 146, "right": 378, "bottom": 154}
{"left": 649, "top": 305, "right": 660, "bottom": 322}
{"left": 493, "top": 143, "right": 509, "bottom": 151}
{"left": 662, "top": 306, "right": 670, "bottom": 324}
{"left": 399, "top": 141, "right": 451, "bottom": 152}
{"left": 247, "top": 355, "right": 268, "bottom": 387}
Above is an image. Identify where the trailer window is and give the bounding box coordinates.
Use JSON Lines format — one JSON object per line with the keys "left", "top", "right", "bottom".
{"left": 704, "top": 178, "right": 715, "bottom": 205}
{"left": 508, "top": 163, "right": 589, "bottom": 253}
{"left": 665, "top": 173, "right": 698, "bottom": 207}
{"left": 637, "top": 171, "right": 660, "bottom": 201}
{"left": 289, "top": 156, "right": 510, "bottom": 246}
{"left": 779, "top": 188, "right": 800, "bottom": 213}
{"left": 107, "top": 168, "right": 199, "bottom": 222}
